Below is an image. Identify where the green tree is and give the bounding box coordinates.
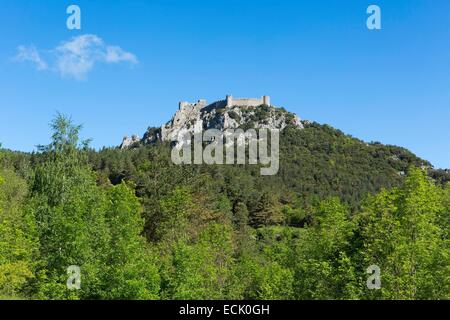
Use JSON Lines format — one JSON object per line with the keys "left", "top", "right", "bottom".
{"left": 32, "top": 166, "right": 110, "bottom": 299}
{"left": 157, "top": 187, "right": 192, "bottom": 243}
{"left": 359, "top": 168, "right": 449, "bottom": 299}
{"left": 101, "top": 182, "right": 160, "bottom": 299}
{"left": 293, "top": 198, "right": 359, "bottom": 299}
{"left": 232, "top": 252, "right": 294, "bottom": 300}
{"left": 250, "top": 192, "right": 284, "bottom": 228}
{"left": 33, "top": 115, "right": 161, "bottom": 300}
{"left": 0, "top": 169, "right": 38, "bottom": 299}
{"left": 162, "top": 223, "right": 235, "bottom": 300}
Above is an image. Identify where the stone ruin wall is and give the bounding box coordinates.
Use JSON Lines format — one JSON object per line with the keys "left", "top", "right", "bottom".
{"left": 226, "top": 96, "right": 271, "bottom": 108}
{"left": 178, "top": 95, "right": 271, "bottom": 112}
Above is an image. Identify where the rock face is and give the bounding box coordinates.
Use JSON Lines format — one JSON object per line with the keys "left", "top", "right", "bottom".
{"left": 122, "top": 95, "right": 304, "bottom": 147}
{"left": 120, "top": 135, "right": 140, "bottom": 149}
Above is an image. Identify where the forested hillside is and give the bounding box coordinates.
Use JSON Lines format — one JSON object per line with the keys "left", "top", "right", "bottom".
{"left": 0, "top": 114, "right": 449, "bottom": 300}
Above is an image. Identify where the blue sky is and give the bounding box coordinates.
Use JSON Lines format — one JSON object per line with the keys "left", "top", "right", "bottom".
{"left": 1, "top": 0, "right": 449, "bottom": 168}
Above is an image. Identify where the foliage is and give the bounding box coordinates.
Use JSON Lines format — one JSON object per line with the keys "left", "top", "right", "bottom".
{"left": 0, "top": 116, "right": 448, "bottom": 300}
{"left": 358, "top": 168, "right": 449, "bottom": 299}
{"left": 0, "top": 169, "right": 38, "bottom": 298}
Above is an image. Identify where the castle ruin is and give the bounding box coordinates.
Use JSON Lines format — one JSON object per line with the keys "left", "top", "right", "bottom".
{"left": 178, "top": 95, "right": 271, "bottom": 111}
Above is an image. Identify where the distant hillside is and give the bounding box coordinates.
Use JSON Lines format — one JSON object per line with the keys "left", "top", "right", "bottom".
{"left": 4, "top": 103, "right": 448, "bottom": 221}
{"left": 82, "top": 117, "right": 449, "bottom": 231}
{"left": 111, "top": 100, "right": 448, "bottom": 217}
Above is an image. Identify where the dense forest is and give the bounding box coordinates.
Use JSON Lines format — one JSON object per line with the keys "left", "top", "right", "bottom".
{"left": 0, "top": 114, "right": 449, "bottom": 300}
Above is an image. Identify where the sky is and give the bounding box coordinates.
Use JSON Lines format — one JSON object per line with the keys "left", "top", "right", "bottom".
{"left": 0, "top": 0, "right": 449, "bottom": 168}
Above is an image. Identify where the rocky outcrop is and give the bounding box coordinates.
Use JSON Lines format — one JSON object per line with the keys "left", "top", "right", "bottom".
{"left": 121, "top": 96, "right": 304, "bottom": 147}
{"left": 160, "top": 103, "right": 303, "bottom": 143}
{"left": 161, "top": 100, "right": 303, "bottom": 141}
{"left": 120, "top": 135, "right": 140, "bottom": 149}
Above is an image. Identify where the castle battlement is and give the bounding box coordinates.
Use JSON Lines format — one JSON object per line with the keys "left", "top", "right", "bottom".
{"left": 178, "top": 95, "right": 271, "bottom": 112}
{"left": 226, "top": 95, "right": 270, "bottom": 108}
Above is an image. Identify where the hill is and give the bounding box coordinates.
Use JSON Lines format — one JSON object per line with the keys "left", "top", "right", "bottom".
{"left": 0, "top": 106, "right": 449, "bottom": 300}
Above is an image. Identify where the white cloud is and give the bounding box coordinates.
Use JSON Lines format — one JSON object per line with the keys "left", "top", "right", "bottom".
{"left": 55, "top": 34, "right": 102, "bottom": 80}
{"left": 15, "top": 45, "right": 48, "bottom": 71}
{"left": 15, "top": 34, "right": 138, "bottom": 80}
{"left": 105, "top": 46, "right": 138, "bottom": 64}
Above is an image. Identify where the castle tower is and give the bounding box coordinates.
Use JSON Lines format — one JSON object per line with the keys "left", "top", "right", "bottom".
{"left": 263, "top": 95, "right": 270, "bottom": 106}
{"left": 179, "top": 101, "right": 188, "bottom": 110}
{"left": 226, "top": 95, "right": 233, "bottom": 108}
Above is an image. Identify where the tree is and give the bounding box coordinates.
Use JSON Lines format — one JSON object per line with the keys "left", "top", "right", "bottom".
{"left": 0, "top": 169, "right": 38, "bottom": 299}
{"left": 101, "top": 182, "right": 160, "bottom": 299}
{"left": 359, "top": 168, "right": 449, "bottom": 299}
{"left": 231, "top": 252, "right": 294, "bottom": 300}
{"left": 162, "top": 223, "right": 235, "bottom": 300}
{"left": 32, "top": 166, "right": 110, "bottom": 299}
{"left": 250, "top": 192, "right": 284, "bottom": 228}
{"left": 234, "top": 202, "right": 249, "bottom": 231}
{"left": 293, "top": 198, "right": 359, "bottom": 299}
{"left": 156, "top": 187, "right": 192, "bottom": 243}
{"left": 33, "top": 114, "right": 161, "bottom": 299}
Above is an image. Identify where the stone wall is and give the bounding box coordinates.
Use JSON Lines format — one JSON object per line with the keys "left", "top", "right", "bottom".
{"left": 225, "top": 95, "right": 270, "bottom": 108}
{"left": 178, "top": 95, "right": 271, "bottom": 113}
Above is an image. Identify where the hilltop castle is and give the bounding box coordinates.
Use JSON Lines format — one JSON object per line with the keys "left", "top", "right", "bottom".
{"left": 178, "top": 95, "right": 271, "bottom": 111}
{"left": 120, "top": 94, "right": 303, "bottom": 149}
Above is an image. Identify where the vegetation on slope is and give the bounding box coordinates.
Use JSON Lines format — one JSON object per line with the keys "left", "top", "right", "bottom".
{"left": 0, "top": 115, "right": 448, "bottom": 300}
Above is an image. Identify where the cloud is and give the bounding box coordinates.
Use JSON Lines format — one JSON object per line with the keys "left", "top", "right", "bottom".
{"left": 15, "top": 45, "right": 48, "bottom": 71}
{"left": 14, "top": 34, "right": 138, "bottom": 80}
{"left": 105, "top": 46, "right": 138, "bottom": 64}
